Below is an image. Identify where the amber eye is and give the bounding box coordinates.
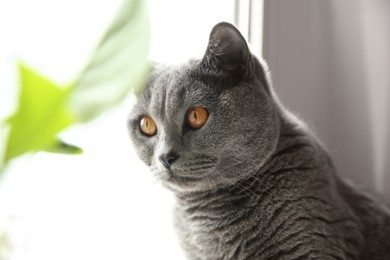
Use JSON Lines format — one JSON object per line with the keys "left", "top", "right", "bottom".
{"left": 187, "top": 107, "right": 208, "bottom": 129}
{"left": 140, "top": 115, "right": 157, "bottom": 136}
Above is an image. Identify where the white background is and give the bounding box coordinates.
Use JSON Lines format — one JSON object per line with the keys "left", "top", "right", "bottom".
{"left": 0, "top": 0, "right": 234, "bottom": 259}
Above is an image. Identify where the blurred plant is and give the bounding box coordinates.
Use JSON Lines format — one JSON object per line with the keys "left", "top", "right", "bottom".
{"left": 0, "top": 0, "right": 150, "bottom": 172}
{"left": 0, "top": 210, "right": 14, "bottom": 260}
{"left": 0, "top": 232, "right": 12, "bottom": 260}
{"left": 0, "top": 231, "right": 12, "bottom": 260}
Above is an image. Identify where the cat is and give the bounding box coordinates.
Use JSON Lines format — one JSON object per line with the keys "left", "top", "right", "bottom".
{"left": 128, "top": 22, "right": 390, "bottom": 259}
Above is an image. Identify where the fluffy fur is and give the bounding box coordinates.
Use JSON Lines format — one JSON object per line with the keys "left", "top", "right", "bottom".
{"left": 128, "top": 22, "right": 390, "bottom": 259}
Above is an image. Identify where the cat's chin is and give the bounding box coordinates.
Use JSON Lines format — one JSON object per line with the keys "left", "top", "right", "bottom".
{"left": 158, "top": 170, "right": 208, "bottom": 193}
{"left": 150, "top": 160, "right": 220, "bottom": 192}
{"left": 158, "top": 170, "right": 235, "bottom": 193}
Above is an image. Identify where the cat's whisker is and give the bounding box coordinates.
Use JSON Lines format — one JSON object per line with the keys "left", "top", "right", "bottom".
{"left": 151, "top": 176, "right": 160, "bottom": 187}
{"left": 208, "top": 170, "right": 259, "bottom": 202}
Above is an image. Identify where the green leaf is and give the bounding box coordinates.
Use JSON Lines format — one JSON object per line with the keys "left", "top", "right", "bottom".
{"left": 3, "top": 63, "right": 75, "bottom": 164}
{"left": 0, "top": 0, "right": 150, "bottom": 170}
{"left": 43, "top": 139, "right": 83, "bottom": 154}
{"left": 0, "top": 123, "right": 10, "bottom": 172}
{"left": 69, "top": 0, "right": 151, "bottom": 122}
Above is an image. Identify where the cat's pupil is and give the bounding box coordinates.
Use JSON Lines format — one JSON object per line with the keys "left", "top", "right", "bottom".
{"left": 194, "top": 111, "right": 198, "bottom": 121}
{"left": 146, "top": 119, "right": 149, "bottom": 128}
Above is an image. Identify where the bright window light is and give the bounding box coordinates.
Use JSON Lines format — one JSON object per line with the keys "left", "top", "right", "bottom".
{"left": 0, "top": 0, "right": 236, "bottom": 259}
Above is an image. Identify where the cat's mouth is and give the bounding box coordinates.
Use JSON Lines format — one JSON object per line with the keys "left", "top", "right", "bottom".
{"left": 153, "top": 168, "right": 207, "bottom": 192}
{"left": 150, "top": 155, "right": 218, "bottom": 190}
{"left": 164, "top": 170, "right": 201, "bottom": 183}
{"left": 161, "top": 166, "right": 209, "bottom": 182}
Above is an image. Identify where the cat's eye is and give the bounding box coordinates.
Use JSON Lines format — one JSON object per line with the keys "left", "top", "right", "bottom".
{"left": 140, "top": 115, "right": 157, "bottom": 136}
{"left": 187, "top": 107, "right": 208, "bottom": 129}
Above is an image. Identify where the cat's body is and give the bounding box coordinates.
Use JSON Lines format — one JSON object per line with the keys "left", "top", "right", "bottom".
{"left": 128, "top": 22, "right": 390, "bottom": 259}
{"left": 174, "top": 116, "right": 390, "bottom": 259}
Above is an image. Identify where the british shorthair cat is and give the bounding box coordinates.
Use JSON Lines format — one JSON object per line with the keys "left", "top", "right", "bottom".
{"left": 128, "top": 22, "right": 390, "bottom": 259}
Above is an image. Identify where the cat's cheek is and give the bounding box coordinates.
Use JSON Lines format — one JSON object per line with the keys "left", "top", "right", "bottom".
{"left": 130, "top": 137, "right": 156, "bottom": 167}
{"left": 138, "top": 149, "right": 153, "bottom": 167}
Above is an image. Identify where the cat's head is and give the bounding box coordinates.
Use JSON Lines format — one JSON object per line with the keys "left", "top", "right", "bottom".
{"left": 128, "top": 22, "right": 280, "bottom": 192}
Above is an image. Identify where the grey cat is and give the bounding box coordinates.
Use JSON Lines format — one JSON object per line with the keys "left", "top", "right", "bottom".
{"left": 128, "top": 22, "right": 390, "bottom": 259}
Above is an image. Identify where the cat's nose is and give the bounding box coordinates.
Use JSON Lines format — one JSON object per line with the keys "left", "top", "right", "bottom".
{"left": 159, "top": 151, "right": 179, "bottom": 169}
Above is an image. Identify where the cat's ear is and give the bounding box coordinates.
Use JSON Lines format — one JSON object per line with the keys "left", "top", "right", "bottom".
{"left": 202, "top": 22, "right": 251, "bottom": 73}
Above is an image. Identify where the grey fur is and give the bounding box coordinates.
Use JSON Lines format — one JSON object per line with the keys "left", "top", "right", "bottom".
{"left": 128, "top": 22, "right": 390, "bottom": 259}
